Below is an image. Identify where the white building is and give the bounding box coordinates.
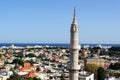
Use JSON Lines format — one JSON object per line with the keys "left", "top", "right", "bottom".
{"left": 79, "top": 71, "right": 94, "bottom": 80}
{"left": 105, "top": 77, "right": 120, "bottom": 80}
{"left": 0, "top": 71, "right": 13, "bottom": 80}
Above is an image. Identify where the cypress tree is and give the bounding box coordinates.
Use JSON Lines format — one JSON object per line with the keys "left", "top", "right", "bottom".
{"left": 97, "top": 67, "right": 106, "bottom": 80}
{"left": 61, "top": 73, "right": 65, "bottom": 80}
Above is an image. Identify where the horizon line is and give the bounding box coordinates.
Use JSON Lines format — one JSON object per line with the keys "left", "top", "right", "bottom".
{"left": 0, "top": 42, "right": 120, "bottom": 45}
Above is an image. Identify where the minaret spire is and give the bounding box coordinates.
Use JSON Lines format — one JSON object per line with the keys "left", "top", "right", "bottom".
{"left": 72, "top": 7, "right": 78, "bottom": 25}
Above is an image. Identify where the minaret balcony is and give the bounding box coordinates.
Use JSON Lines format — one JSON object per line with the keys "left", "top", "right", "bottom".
{"left": 69, "top": 45, "right": 80, "bottom": 50}
{"left": 69, "top": 65, "right": 80, "bottom": 71}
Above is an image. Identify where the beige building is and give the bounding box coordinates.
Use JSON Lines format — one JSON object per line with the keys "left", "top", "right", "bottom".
{"left": 87, "top": 58, "right": 110, "bottom": 68}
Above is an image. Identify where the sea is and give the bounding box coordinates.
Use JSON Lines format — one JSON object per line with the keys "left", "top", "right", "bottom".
{"left": 0, "top": 43, "right": 120, "bottom": 47}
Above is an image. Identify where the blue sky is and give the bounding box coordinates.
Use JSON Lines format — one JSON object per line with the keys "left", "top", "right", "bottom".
{"left": 0, "top": 0, "right": 120, "bottom": 44}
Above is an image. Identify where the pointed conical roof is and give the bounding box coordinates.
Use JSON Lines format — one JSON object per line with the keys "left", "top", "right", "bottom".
{"left": 72, "top": 7, "right": 78, "bottom": 25}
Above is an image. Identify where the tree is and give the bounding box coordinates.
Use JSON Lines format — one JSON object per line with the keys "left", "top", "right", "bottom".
{"left": 97, "top": 67, "right": 106, "bottom": 80}
{"left": 109, "top": 62, "right": 120, "bottom": 70}
{"left": 9, "top": 72, "right": 23, "bottom": 80}
{"left": 12, "top": 58, "right": 24, "bottom": 66}
{"left": 27, "top": 77, "right": 41, "bottom": 80}
{"left": 66, "top": 49, "right": 70, "bottom": 53}
{"left": 26, "top": 53, "right": 36, "bottom": 57}
{"left": 0, "top": 54, "right": 2, "bottom": 58}
{"left": 16, "top": 52, "right": 24, "bottom": 58}
{"left": 33, "top": 77, "right": 41, "bottom": 80}
{"left": 61, "top": 73, "right": 65, "bottom": 80}
{"left": 109, "top": 47, "right": 120, "bottom": 51}
{"left": 86, "top": 64, "right": 99, "bottom": 77}
{"left": 36, "top": 67, "right": 40, "bottom": 71}
{"left": 79, "top": 55, "right": 85, "bottom": 60}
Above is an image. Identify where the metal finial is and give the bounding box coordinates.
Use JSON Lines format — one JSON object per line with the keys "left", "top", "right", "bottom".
{"left": 74, "top": 6, "right": 76, "bottom": 18}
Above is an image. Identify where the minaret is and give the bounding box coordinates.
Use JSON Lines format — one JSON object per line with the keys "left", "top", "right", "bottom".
{"left": 69, "top": 8, "right": 80, "bottom": 80}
